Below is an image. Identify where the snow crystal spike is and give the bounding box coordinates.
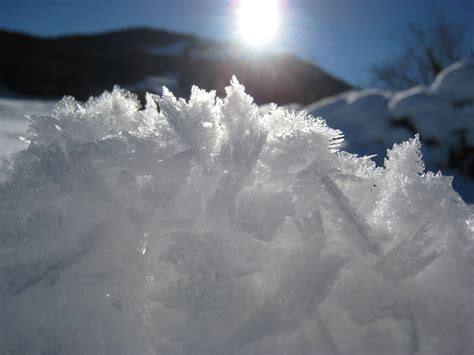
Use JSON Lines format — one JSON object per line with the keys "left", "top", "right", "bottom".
{"left": 230, "top": 75, "right": 240, "bottom": 86}
{"left": 305, "top": 164, "right": 381, "bottom": 257}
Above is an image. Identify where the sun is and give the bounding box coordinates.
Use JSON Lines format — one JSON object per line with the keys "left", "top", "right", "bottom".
{"left": 237, "top": 0, "right": 281, "bottom": 47}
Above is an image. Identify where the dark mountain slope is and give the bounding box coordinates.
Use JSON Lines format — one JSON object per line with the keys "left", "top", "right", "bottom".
{"left": 0, "top": 28, "right": 351, "bottom": 104}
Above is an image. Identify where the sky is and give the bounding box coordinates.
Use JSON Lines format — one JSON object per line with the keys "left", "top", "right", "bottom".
{"left": 1, "top": 0, "right": 473, "bottom": 86}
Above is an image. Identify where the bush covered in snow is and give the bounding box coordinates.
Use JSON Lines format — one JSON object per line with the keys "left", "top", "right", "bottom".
{"left": 0, "top": 78, "right": 473, "bottom": 354}
{"left": 306, "top": 60, "right": 474, "bottom": 201}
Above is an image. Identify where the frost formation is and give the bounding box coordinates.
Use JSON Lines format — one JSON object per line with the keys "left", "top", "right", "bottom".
{"left": 0, "top": 78, "right": 473, "bottom": 354}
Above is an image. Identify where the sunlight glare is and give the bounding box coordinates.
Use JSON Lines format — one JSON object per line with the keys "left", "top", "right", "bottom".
{"left": 237, "top": 0, "right": 281, "bottom": 47}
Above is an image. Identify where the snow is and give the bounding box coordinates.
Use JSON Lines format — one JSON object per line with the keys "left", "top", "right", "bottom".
{"left": 0, "top": 79, "right": 473, "bottom": 354}
{"left": 430, "top": 59, "right": 474, "bottom": 103}
{"left": 389, "top": 87, "right": 453, "bottom": 140}
{"left": 306, "top": 89, "right": 409, "bottom": 160}
{"left": 259, "top": 102, "right": 303, "bottom": 115}
{"left": 0, "top": 97, "right": 56, "bottom": 158}
{"left": 306, "top": 60, "right": 474, "bottom": 201}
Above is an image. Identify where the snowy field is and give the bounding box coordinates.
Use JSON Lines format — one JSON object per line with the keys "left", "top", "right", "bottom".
{"left": 0, "top": 77, "right": 473, "bottom": 354}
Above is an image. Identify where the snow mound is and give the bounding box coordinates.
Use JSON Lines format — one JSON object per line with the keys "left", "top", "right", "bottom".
{"left": 389, "top": 87, "right": 453, "bottom": 140}
{"left": 0, "top": 79, "right": 473, "bottom": 354}
{"left": 306, "top": 89, "right": 410, "bottom": 159}
{"left": 430, "top": 60, "right": 474, "bottom": 103}
{"left": 306, "top": 60, "right": 474, "bottom": 201}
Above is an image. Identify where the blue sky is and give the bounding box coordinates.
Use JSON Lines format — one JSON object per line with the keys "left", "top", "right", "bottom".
{"left": 1, "top": 0, "right": 473, "bottom": 86}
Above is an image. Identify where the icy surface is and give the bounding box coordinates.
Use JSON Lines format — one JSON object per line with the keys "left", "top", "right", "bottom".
{"left": 0, "top": 79, "right": 473, "bottom": 354}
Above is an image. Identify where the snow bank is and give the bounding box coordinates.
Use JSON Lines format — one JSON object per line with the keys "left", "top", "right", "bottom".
{"left": 306, "top": 89, "right": 411, "bottom": 160}
{"left": 306, "top": 60, "right": 474, "bottom": 201}
{"left": 0, "top": 80, "right": 473, "bottom": 354}
{"left": 389, "top": 87, "right": 453, "bottom": 141}
{"left": 430, "top": 59, "right": 474, "bottom": 103}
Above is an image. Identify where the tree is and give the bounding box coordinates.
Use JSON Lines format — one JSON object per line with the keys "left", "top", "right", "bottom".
{"left": 372, "top": 13, "right": 472, "bottom": 90}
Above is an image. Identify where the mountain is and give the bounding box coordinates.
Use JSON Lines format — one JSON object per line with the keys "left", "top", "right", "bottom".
{"left": 0, "top": 28, "right": 351, "bottom": 104}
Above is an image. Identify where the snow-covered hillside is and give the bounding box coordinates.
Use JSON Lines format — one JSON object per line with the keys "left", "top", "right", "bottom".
{"left": 306, "top": 60, "right": 474, "bottom": 201}
{"left": 0, "top": 79, "right": 473, "bottom": 354}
